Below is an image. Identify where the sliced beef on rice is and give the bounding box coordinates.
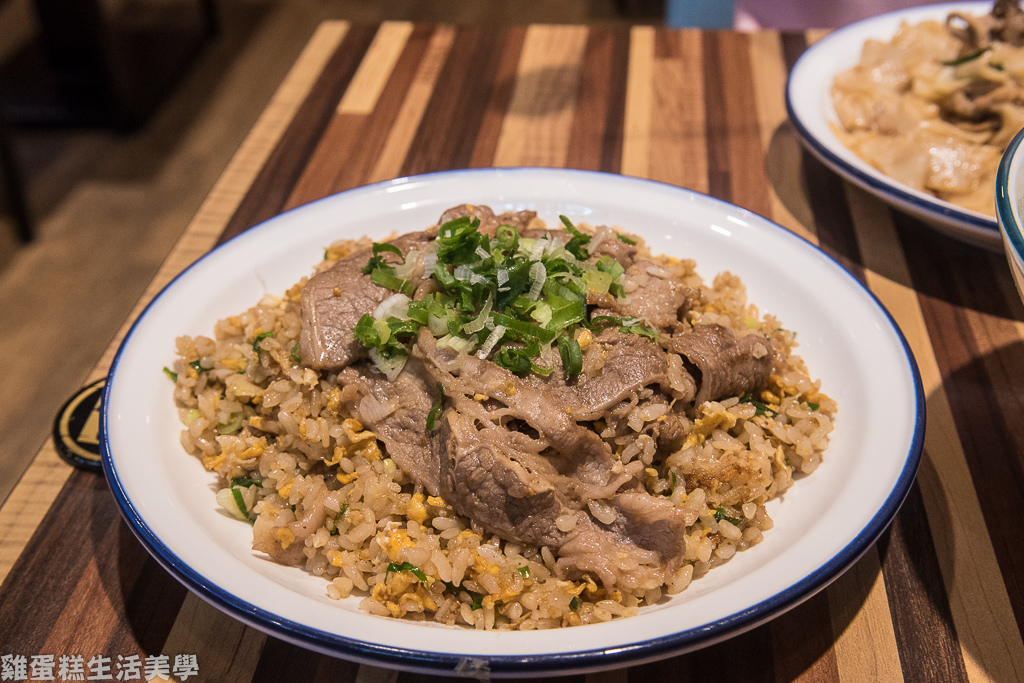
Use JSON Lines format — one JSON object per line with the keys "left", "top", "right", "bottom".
{"left": 550, "top": 330, "right": 669, "bottom": 419}
{"left": 555, "top": 493, "right": 688, "bottom": 589}
{"left": 431, "top": 399, "right": 689, "bottom": 589}
{"left": 433, "top": 403, "right": 570, "bottom": 548}
{"left": 588, "top": 260, "right": 696, "bottom": 333}
{"left": 665, "top": 323, "right": 774, "bottom": 405}
{"left": 416, "top": 330, "right": 627, "bottom": 492}
{"left": 411, "top": 328, "right": 690, "bottom": 588}
{"left": 339, "top": 357, "right": 443, "bottom": 496}
{"left": 299, "top": 230, "right": 434, "bottom": 371}
{"left": 590, "top": 226, "right": 638, "bottom": 268}
{"left": 437, "top": 204, "right": 539, "bottom": 236}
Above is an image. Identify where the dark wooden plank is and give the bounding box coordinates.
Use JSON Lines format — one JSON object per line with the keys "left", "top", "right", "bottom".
{"left": 103, "top": 525, "right": 189, "bottom": 656}
{"left": 312, "top": 655, "right": 362, "bottom": 682}
{"left": 629, "top": 626, "right": 775, "bottom": 682}
{"left": 702, "top": 31, "right": 731, "bottom": 204}
{"left": 252, "top": 637, "right": 332, "bottom": 682}
{"left": 469, "top": 25, "right": 527, "bottom": 168}
{"left": 779, "top": 32, "right": 808, "bottom": 77}
{"left": 716, "top": 31, "right": 772, "bottom": 217}
{"left": 770, "top": 591, "right": 840, "bottom": 682}
{"left": 799, "top": 152, "right": 865, "bottom": 280}
{"left": 218, "top": 24, "right": 380, "bottom": 244}
{"left": 566, "top": 25, "right": 629, "bottom": 173}
{"left": 0, "top": 472, "right": 120, "bottom": 653}
{"left": 879, "top": 481, "right": 970, "bottom": 682}
{"left": 402, "top": 25, "right": 518, "bottom": 174}
{"left": 284, "top": 23, "right": 438, "bottom": 207}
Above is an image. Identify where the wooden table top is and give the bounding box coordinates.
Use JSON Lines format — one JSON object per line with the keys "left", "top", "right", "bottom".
{"left": 2, "top": 21, "right": 1023, "bottom": 682}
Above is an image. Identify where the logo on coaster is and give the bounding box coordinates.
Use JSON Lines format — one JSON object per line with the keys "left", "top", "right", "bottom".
{"left": 53, "top": 378, "right": 105, "bottom": 472}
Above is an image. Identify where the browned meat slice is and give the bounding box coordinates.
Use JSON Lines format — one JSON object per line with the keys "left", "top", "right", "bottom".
{"left": 589, "top": 260, "right": 694, "bottom": 332}
{"left": 665, "top": 323, "right": 774, "bottom": 405}
{"left": 616, "top": 260, "right": 693, "bottom": 331}
{"left": 338, "top": 358, "right": 442, "bottom": 495}
{"left": 424, "top": 343, "right": 623, "bottom": 490}
{"left": 650, "top": 403, "right": 691, "bottom": 456}
{"left": 591, "top": 228, "right": 638, "bottom": 268}
{"left": 556, "top": 331, "right": 668, "bottom": 419}
{"left": 555, "top": 493, "right": 688, "bottom": 589}
{"left": 437, "top": 204, "right": 538, "bottom": 236}
{"left": 414, "top": 329, "right": 672, "bottom": 493}
{"left": 431, "top": 400, "right": 688, "bottom": 589}
{"left": 434, "top": 404, "right": 570, "bottom": 547}
{"left": 299, "top": 230, "right": 433, "bottom": 370}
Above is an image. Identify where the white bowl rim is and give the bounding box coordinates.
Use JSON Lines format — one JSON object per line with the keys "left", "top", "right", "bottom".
{"left": 997, "top": 128, "right": 1024, "bottom": 264}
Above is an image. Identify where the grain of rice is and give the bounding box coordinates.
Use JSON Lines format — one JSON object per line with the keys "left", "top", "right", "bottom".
{"left": 555, "top": 514, "right": 577, "bottom": 532}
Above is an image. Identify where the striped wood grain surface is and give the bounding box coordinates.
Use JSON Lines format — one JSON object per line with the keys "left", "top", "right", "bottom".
{"left": 0, "top": 22, "right": 1022, "bottom": 682}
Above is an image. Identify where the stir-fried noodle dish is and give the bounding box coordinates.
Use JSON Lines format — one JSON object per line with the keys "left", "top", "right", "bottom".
{"left": 167, "top": 205, "right": 836, "bottom": 630}
{"left": 832, "top": 0, "right": 1024, "bottom": 216}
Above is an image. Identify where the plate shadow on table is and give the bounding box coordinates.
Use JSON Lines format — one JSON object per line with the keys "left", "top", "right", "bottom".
{"left": 764, "top": 121, "right": 1023, "bottom": 321}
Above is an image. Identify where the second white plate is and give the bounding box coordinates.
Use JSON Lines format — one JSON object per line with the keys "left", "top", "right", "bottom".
{"left": 787, "top": 1, "right": 1003, "bottom": 251}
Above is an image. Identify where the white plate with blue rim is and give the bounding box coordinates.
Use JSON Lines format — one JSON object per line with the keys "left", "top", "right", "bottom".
{"left": 101, "top": 168, "right": 924, "bottom": 677}
{"left": 786, "top": 1, "right": 1003, "bottom": 251}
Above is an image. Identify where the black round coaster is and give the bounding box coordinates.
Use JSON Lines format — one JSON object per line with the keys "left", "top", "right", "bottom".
{"left": 52, "top": 378, "right": 106, "bottom": 473}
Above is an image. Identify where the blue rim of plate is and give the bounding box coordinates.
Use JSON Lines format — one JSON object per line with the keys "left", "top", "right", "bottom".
{"left": 785, "top": 2, "right": 999, "bottom": 242}
{"left": 997, "top": 128, "right": 1024, "bottom": 264}
{"left": 100, "top": 168, "right": 926, "bottom": 677}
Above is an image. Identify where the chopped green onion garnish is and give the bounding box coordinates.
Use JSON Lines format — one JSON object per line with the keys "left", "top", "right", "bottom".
{"left": 559, "top": 215, "right": 591, "bottom": 260}
{"left": 557, "top": 336, "right": 583, "bottom": 376}
{"left": 351, "top": 216, "right": 651, "bottom": 379}
{"left": 665, "top": 471, "right": 677, "bottom": 496}
{"left": 713, "top": 507, "right": 741, "bottom": 525}
{"left": 216, "top": 414, "right": 244, "bottom": 435}
{"left": 231, "top": 487, "right": 252, "bottom": 522}
{"left": 739, "top": 392, "right": 777, "bottom": 417}
{"left": 385, "top": 561, "right": 427, "bottom": 584}
{"left": 162, "top": 366, "right": 178, "bottom": 382}
{"left": 616, "top": 232, "right": 637, "bottom": 245}
{"left": 361, "top": 242, "right": 405, "bottom": 274}
{"left": 517, "top": 566, "right": 531, "bottom": 579}
{"left": 569, "top": 596, "right": 582, "bottom": 610}
{"left": 807, "top": 402, "right": 820, "bottom": 411}
{"left": 494, "top": 346, "right": 534, "bottom": 375}
{"left": 252, "top": 331, "right": 273, "bottom": 352}
{"left": 188, "top": 359, "right": 208, "bottom": 374}
{"left": 426, "top": 382, "right": 444, "bottom": 430}
{"left": 353, "top": 314, "right": 408, "bottom": 360}
{"left": 291, "top": 343, "right": 302, "bottom": 363}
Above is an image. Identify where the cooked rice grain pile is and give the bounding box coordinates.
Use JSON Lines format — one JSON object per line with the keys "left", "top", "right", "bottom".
{"left": 169, "top": 230, "right": 835, "bottom": 630}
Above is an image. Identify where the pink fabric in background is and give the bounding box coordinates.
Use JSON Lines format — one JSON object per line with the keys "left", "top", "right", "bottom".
{"left": 733, "top": 0, "right": 940, "bottom": 30}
